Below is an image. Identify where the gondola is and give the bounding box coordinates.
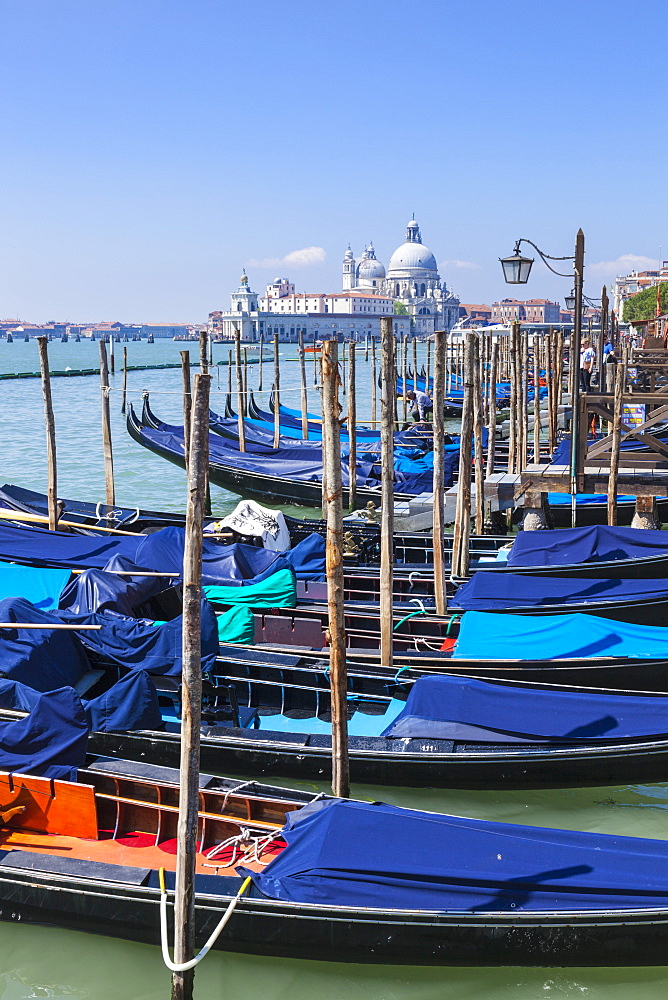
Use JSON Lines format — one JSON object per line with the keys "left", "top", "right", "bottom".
{"left": 127, "top": 402, "right": 434, "bottom": 507}
{"left": 0, "top": 483, "right": 190, "bottom": 533}
{"left": 5, "top": 755, "right": 668, "bottom": 965}
{"left": 89, "top": 652, "right": 668, "bottom": 789}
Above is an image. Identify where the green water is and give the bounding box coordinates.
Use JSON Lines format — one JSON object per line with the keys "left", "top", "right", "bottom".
{"left": 1, "top": 338, "right": 668, "bottom": 997}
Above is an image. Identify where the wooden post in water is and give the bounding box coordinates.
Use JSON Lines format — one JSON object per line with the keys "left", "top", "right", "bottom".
{"left": 199, "top": 329, "right": 208, "bottom": 376}
{"left": 533, "top": 338, "right": 541, "bottom": 463}
{"left": 607, "top": 359, "right": 626, "bottom": 526}
{"left": 347, "top": 342, "right": 357, "bottom": 511}
{"left": 227, "top": 350, "right": 232, "bottom": 405}
{"left": 451, "top": 333, "right": 475, "bottom": 580}
{"left": 273, "top": 333, "right": 281, "bottom": 449}
{"left": 121, "top": 346, "right": 128, "bottom": 414}
{"left": 472, "top": 335, "right": 484, "bottom": 535}
{"left": 298, "top": 330, "right": 309, "bottom": 440}
{"left": 321, "top": 340, "right": 349, "bottom": 798}
{"left": 426, "top": 337, "right": 432, "bottom": 392}
{"left": 432, "top": 328, "right": 447, "bottom": 614}
{"left": 371, "top": 337, "right": 378, "bottom": 428}
{"left": 234, "top": 329, "right": 246, "bottom": 453}
{"left": 98, "top": 339, "right": 115, "bottom": 507}
{"left": 401, "top": 334, "right": 408, "bottom": 424}
{"left": 180, "top": 351, "right": 192, "bottom": 475}
{"left": 486, "top": 340, "right": 499, "bottom": 479}
{"left": 243, "top": 348, "right": 248, "bottom": 415}
{"left": 519, "top": 330, "right": 529, "bottom": 473}
{"left": 171, "top": 372, "right": 210, "bottom": 1000}
{"left": 555, "top": 329, "right": 565, "bottom": 448}
{"left": 379, "top": 316, "right": 395, "bottom": 669}
{"left": 109, "top": 334, "right": 115, "bottom": 375}
{"left": 37, "top": 337, "right": 59, "bottom": 530}
{"left": 507, "top": 322, "right": 519, "bottom": 473}
{"left": 258, "top": 334, "right": 264, "bottom": 392}
{"left": 313, "top": 332, "right": 318, "bottom": 385}
{"left": 412, "top": 336, "right": 418, "bottom": 394}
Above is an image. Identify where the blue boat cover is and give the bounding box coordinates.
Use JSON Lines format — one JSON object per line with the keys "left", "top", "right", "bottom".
{"left": 450, "top": 572, "right": 668, "bottom": 611}
{"left": 0, "top": 561, "right": 72, "bottom": 609}
{"left": 0, "top": 597, "right": 91, "bottom": 691}
{"left": 508, "top": 525, "right": 668, "bottom": 568}
{"left": 0, "top": 679, "right": 88, "bottom": 780}
{"left": 137, "top": 413, "right": 436, "bottom": 497}
{"left": 454, "top": 610, "right": 668, "bottom": 660}
{"left": 58, "top": 555, "right": 172, "bottom": 616}
{"left": 57, "top": 600, "right": 219, "bottom": 678}
{"left": 381, "top": 674, "right": 668, "bottom": 742}
{"left": 283, "top": 533, "right": 326, "bottom": 582}
{"left": 83, "top": 671, "right": 162, "bottom": 732}
{"left": 0, "top": 520, "right": 141, "bottom": 570}
{"left": 242, "top": 799, "right": 668, "bottom": 912}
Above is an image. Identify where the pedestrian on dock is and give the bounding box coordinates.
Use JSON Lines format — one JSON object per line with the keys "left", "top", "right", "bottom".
{"left": 579, "top": 339, "right": 595, "bottom": 392}
{"left": 404, "top": 388, "right": 433, "bottom": 426}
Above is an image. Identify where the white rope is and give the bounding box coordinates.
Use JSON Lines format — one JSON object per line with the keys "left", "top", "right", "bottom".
{"left": 159, "top": 870, "right": 252, "bottom": 973}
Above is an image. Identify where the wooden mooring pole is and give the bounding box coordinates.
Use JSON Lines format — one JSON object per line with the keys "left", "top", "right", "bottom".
{"left": 432, "top": 328, "right": 447, "bottom": 614}
{"left": 371, "top": 337, "right": 378, "bottom": 428}
{"left": 321, "top": 340, "right": 349, "bottom": 799}
{"left": 379, "top": 317, "right": 395, "bottom": 669}
{"left": 37, "top": 337, "right": 59, "bottom": 530}
{"left": 99, "top": 339, "right": 115, "bottom": 507}
{"left": 451, "top": 333, "right": 475, "bottom": 580}
{"left": 171, "top": 372, "right": 210, "bottom": 1000}
{"left": 258, "top": 334, "right": 264, "bottom": 392}
{"left": 298, "top": 329, "right": 309, "bottom": 440}
{"left": 181, "top": 351, "right": 192, "bottom": 475}
{"left": 235, "top": 328, "right": 246, "bottom": 453}
{"left": 607, "top": 359, "right": 626, "bottom": 526}
{"left": 273, "top": 333, "right": 281, "bottom": 449}
{"left": 121, "top": 346, "right": 128, "bottom": 414}
{"left": 347, "top": 342, "right": 357, "bottom": 511}
{"left": 473, "top": 335, "right": 484, "bottom": 535}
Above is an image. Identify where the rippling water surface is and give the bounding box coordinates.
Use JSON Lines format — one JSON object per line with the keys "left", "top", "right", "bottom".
{"left": 1, "top": 338, "right": 668, "bottom": 997}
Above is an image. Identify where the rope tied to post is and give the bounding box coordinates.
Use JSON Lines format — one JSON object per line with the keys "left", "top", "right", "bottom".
{"left": 159, "top": 869, "right": 252, "bottom": 973}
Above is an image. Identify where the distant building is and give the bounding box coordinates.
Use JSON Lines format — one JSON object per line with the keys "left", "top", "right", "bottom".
{"left": 491, "top": 298, "right": 561, "bottom": 324}
{"left": 458, "top": 303, "right": 492, "bottom": 325}
{"left": 613, "top": 260, "right": 668, "bottom": 318}
{"left": 210, "top": 271, "right": 410, "bottom": 342}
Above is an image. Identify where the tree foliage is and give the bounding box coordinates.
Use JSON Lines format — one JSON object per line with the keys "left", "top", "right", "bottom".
{"left": 393, "top": 300, "right": 408, "bottom": 315}
{"left": 623, "top": 283, "right": 668, "bottom": 322}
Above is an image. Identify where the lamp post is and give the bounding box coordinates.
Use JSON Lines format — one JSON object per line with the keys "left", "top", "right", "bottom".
{"left": 499, "top": 229, "right": 585, "bottom": 528}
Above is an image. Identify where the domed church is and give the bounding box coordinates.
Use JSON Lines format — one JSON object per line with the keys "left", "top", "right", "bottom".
{"left": 342, "top": 218, "right": 460, "bottom": 335}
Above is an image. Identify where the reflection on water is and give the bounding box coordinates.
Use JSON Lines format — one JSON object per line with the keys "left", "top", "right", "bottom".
{"left": 1, "top": 922, "right": 668, "bottom": 1000}
{"left": 2, "top": 340, "right": 668, "bottom": 995}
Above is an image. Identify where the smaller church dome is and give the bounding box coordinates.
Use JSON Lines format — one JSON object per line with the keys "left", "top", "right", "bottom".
{"left": 358, "top": 257, "right": 386, "bottom": 280}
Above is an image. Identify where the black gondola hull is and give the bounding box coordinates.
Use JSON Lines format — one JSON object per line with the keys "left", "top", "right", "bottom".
{"left": 2, "top": 866, "right": 668, "bottom": 966}
{"left": 87, "top": 724, "right": 668, "bottom": 790}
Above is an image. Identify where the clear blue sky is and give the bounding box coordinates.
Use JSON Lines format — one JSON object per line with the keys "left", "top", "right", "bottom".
{"left": 1, "top": 0, "right": 666, "bottom": 322}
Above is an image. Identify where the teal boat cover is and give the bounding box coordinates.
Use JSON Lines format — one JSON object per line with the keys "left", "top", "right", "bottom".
{"left": 454, "top": 610, "right": 668, "bottom": 660}
{"left": 215, "top": 605, "right": 256, "bottom": 644}
{"left": 0, "top": 560, "right": 71, "bottom": 609}
{"left": 204, "top": 567, "right": 297, "bottom": 609}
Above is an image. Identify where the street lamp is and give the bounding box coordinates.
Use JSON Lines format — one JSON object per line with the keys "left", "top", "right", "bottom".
{"left": 499, "top": 243, "right": 535, "bottom": 284}
{"left": 500, "top": 230, "right": 585, "bottom": 528}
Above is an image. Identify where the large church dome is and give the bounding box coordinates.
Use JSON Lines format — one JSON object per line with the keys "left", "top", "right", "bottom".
{"left": 387, "top": 218, "right": 438, "bottom": 276}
